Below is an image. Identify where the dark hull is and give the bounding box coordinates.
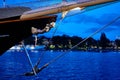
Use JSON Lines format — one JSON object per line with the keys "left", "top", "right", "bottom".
{"left": 0, "top": 16, "right": 57, "bottom": 55}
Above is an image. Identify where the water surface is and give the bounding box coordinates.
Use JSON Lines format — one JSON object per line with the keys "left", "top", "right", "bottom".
{"left": 0, "top": 51, "right": 120, "bottom": 80}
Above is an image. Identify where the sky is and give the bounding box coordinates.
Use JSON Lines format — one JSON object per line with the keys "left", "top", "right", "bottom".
{"left": 44, "top": 0, "right": 120, "bottom": 41}
{"left": 0, "top": 0, "right": 120, "bottom": 40}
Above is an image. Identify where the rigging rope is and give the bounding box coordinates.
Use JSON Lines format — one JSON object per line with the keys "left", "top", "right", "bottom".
{"left": 34, "top": 17, "right": 65, "bottom": 69}
{"left": 34, "top": 50, "right": 45, "bottom": 68}
{"left": 22, "top": 15, "right": 66, "bottom": 76}
{"left": 22, "top": 41, "right": 37, "bottom": 76}
{"left": 21, "top": 0, "right": 120, "bottom": 75}
{"left": 22, "top": 6, "right": 120, "bottom": 76}
{"left": 38, "top": 15, "right": 120, "bottom": 72}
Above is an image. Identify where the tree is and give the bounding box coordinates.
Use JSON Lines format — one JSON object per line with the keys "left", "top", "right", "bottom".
{"left": 86, "top": 37, "right": 97, "bottom": 47}
{"left": 71, "top": 36, "right": 83, "bottom": 46}
{"left": 99, "top": 32, "right": 110, "bottom": 49}
{"left": 115, "top": 39, "right": 120, "bottom": 48}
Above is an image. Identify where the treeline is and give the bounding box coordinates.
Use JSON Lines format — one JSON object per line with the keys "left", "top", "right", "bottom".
{"left": 24, "top": 32, "right": 120, "bottom": 51}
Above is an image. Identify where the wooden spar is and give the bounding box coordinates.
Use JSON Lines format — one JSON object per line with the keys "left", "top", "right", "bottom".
{"left": 0, "top": 15, "right": 56, "bottom": 24}
{"left": 20, "top": 0, "right": 115, "bottom": 20}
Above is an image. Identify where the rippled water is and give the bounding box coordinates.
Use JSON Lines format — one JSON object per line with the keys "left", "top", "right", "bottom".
{"left": 0, "top": 50, "right": 120, "bottom": 80}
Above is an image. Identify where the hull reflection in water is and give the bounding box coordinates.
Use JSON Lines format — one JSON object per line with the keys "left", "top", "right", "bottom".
{"left": 0, "top": 51, "right": 120, "bottom": 80}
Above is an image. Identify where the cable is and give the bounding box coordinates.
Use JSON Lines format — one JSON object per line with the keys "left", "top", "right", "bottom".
{"left": 34, "top": 17, "right": 65, "bottom": 68}
{"left": 22, "top": 41, "right": 37, "bottom": 76}
{"left": 38, "top": 15, "right": 120, "bottom": 72}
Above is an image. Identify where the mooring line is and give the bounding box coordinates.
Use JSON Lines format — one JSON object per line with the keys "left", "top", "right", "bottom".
{"left": 22, "top": 42, "right": 37, "bottom": 76}
{"left": 38, "top": 16, "right": 120, "bottom": 72}
{"left": 34, "top": 17, "right": 65, "bottom": 68}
